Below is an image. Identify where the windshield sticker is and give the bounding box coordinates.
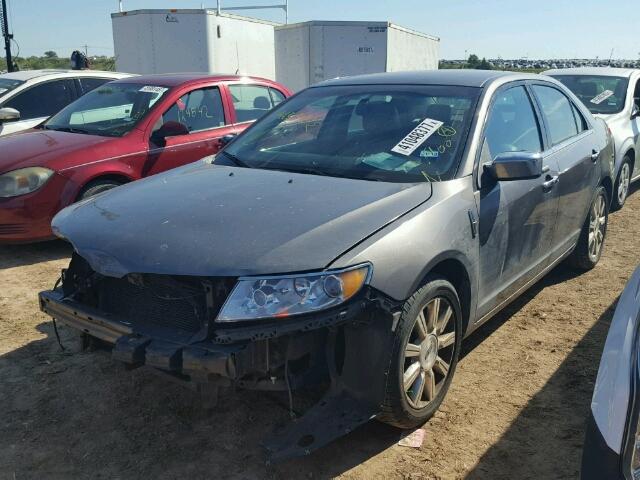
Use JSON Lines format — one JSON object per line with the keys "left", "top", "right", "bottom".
{"left": 591, "top": 90, "right": 614, "bottom": 105}
{"left": 0, "top": 88, "right": 7, "bottom": 95}
{"left": 139, "top": 85, "right": 168, "bottom": 95}
{"left": 391, "top": 118, "right": 444, "bottom": 156}
{"left": 420, "top": 148, "right": 439, "bottom": 158}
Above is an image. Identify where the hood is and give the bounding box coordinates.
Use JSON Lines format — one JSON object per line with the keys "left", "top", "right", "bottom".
{"left": 0, "top": 129, "right": 115, "bottom": 173}
{"left": 53, "top": 161, "right": 432, "bottom": 277}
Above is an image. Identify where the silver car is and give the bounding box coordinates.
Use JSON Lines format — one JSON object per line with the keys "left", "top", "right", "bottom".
{"left": 545, "top": 67, "right": 640, "bottom": 210}
{"left": 39, "top": 70, "right": 613, "bottom": 460}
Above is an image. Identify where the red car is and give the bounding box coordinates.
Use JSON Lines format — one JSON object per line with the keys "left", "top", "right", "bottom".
{"left": 0, "top": 73, "right": 291, "bottom": 243}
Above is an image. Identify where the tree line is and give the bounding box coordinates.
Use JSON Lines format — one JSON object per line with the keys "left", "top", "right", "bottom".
{"left": 1, "top": 51, "right": 115, "bottom": 72}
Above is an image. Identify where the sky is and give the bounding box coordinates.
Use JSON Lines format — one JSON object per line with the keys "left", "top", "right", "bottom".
{"left": 2, "top": 0, "right": 639, "bottom": 60}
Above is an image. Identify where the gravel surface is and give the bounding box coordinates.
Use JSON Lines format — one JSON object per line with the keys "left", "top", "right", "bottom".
{"left": 2, "top": 187, "right": 639, "bottom": 479}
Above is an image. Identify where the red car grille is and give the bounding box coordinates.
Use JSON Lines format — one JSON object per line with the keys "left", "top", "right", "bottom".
{"left": 0, "top": 223, "right": 28, "bottom": 235}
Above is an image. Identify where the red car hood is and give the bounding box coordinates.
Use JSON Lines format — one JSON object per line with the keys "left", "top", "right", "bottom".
{"left": 0, "top": 129, "right": 119, "bottom": 174}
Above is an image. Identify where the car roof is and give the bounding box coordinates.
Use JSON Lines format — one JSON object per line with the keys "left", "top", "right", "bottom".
{"left": 108, "top": 72, "right": 278, "bottom": 88}
{"left": 543, "top": 67, "right": 640, "bottom": 78}
{"left": 0, "top": 69, "right": 130, "bottom": 81}
{"left": 314, "top": 69, "right": 529, "bottom": 88}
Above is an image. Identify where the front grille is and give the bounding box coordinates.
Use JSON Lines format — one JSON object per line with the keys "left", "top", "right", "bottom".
{"left": 96, "top": 275, "right": 217, "bottom": 333}
{"left": 0, "top": 223, "right": 27, "bottom": 235}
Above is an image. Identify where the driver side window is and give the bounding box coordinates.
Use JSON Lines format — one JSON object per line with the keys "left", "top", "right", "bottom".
{"left": 161, "top": 87, "right": 226, "bottom": 134}
{"left": 482, "top": 85, "right": 543, "bottom": 161}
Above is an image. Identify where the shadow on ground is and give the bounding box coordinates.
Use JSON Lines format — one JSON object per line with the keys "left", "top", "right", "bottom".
{"left": 0, "top": 264, "right": 611, "bottom": 479}
{"left": 465, "top": 298, "right": 615, "bottom": 479}
{"left": 0, "top": 240, "right": 72, "bottom": 269}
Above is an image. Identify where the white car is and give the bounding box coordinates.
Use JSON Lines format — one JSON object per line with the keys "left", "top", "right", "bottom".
{"left": 544, "top": 67, "right": 640, "bottom": 210}
{"left": 0, "top": 69, "right": 132, "bottom": 136}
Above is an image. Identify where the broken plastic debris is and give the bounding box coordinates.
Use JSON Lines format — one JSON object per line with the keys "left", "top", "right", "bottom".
{"left": 398, "top": 428, "right": 426, "bottom": 448}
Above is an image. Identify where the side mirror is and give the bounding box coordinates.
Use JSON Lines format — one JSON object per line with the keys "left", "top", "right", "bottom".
{"left": 219, "top": 133, "right": 238, "bottom": 147}
{"left": 484, "top": 152, "right": 543, "bottom": 181}
{"left": 631, "top": 103, "right": 640, "bottom": 119}
{"left": 151, "top": 121, "right": 190, "bottom": 144}
{"left": 0, "top": 107, "right": 20, "bottom": 124}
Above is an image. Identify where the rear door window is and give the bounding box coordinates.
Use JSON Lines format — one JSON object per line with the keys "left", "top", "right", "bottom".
{"left": 79, "top": 77, "right": 113, "bottom": 94}
{"left": 2, "top": 79, "right": 73, "bottom": 120}
{"left": 229, "top": 84, "right": 275, "bottom": 123}
{"left": 532, "top": 85, "right": 579, "bottom": 146}
{"left": 161, "top": 87, "right": 226, "bottom": 133}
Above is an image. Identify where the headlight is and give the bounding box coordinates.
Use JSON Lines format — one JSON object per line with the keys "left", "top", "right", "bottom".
{"left": 0, "top": 167, "right": 54, "bottom": 198}
{"left": 216, "top": 264, "right": 371, "bottom": 322}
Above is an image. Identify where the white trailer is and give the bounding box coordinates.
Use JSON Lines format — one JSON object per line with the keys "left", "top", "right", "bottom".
{"left": 275, "top": 21, "right": 440, "bottom": 92}
{"left": 111, "top": 9, "right": 277, "bottom": 79}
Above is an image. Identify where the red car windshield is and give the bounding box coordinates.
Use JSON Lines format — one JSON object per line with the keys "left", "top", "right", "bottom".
{"left": 44, "top": 83, "right": 169, "bottom": 137}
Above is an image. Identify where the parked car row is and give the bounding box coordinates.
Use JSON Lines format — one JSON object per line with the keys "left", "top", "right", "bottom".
{"left": 30, "top": 68, "right": 620, "bottom": 461}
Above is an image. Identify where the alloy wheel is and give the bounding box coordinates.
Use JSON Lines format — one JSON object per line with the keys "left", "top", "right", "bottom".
{"left": 588, "top": 193, "right": 606, "bottom": 261}
{"left": 618, "top": 162, "right": 631, "bottom": 205}
{"left": 403, "top": 297, "right": 456, "bottom": 409}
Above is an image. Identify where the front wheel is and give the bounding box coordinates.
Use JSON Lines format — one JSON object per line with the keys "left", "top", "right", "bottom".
{"left": 612, "top": 157, "right": 632, "bottom": 211}
{"left": 377, "top": 276, "right": 463, "bottom": 429}
{"left": 567, "top": 186, "right": 608, "bottom": 271}
{"left": 78, "top": 179, "right": 122, "bottom": 201}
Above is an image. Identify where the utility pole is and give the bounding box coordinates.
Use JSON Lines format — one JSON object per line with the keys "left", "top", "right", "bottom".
{"left": 0, "top": 0, "right": 15, "bottom": 72}
{"left": 83, "top": 44, "right": 88, "bottom": 56}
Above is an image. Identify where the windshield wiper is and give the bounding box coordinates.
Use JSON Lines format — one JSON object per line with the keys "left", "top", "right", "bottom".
{"left": 44, "top": 125, "right": 91, "bottom": 135}
{"left": 262, "top": 165, "right": 334, "bottom": 177}
{"left": 219, "top": 150, "right": 251, "bottom": 168}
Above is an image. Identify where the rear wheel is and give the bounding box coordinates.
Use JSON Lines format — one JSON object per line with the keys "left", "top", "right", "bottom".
{"left": 378, "top": 276, "right": 463, "bottom": 429}
{"left": 567, "top": 186, "right": 608, "bottom": 271}
{"left": 612, "top": 156, "right": 632, "bottom": 210}
{"left": 78, "top": 179, "right": 122, "bottom": 201}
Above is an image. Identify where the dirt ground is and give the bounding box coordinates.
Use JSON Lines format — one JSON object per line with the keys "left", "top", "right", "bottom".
{"left": 2, "top": 187, "right": 640, "bottom": 480}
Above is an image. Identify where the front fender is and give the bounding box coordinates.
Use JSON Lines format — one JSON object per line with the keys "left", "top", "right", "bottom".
{"left": 329, "top": 176, "right": 478, "bottom": 321}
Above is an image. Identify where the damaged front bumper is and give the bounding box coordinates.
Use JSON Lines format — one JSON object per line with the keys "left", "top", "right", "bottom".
{"left": 39, "top": 284, "right": 400, "bottom": 462}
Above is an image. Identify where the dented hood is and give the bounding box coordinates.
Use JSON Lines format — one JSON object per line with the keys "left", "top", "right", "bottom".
{"left": 52, "top": 161, "right": 431, "bottom": 277}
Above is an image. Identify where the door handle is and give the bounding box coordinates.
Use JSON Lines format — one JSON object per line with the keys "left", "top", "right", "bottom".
{"left": 591, "top": 149, "right": 600, "bottom": 162}
{"left": 542, "top": 175, "right": 559, "bottom": 191}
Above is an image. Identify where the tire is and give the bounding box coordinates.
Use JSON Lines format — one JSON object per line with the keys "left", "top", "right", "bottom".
{"left": 612, "top": 156, "right": 632, "bottom": 211}
{"left": 78, "top": 179, "right": 122, "bottom": 201}
{"left": 567, "top": 185, "right": 608, "bottom": 271}
{"left": 377, "top": 275, "right": 463, "bottom": 429}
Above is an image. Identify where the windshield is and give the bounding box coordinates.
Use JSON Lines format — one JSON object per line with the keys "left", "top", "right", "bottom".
{"left": 222, "top": 84, "right": 480, "bottom": 183}
{"left": 44, "top": 83, "right": 169, "bottom": 137}
{"left": 553, "top": 75, "right": 629, "bottom": 114}
{"left": 0, "top": 78, "right": 24, "bottom": 99}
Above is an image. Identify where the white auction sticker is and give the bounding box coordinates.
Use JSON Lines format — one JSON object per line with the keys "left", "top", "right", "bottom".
{"left": 0, "top": 88, "right": 7, "bottom": 95}
{"left": 139, "top": 85, "right": 168, "bottom": 94}
{"left": 591, "top": 90, "right": 614, "bottom": 105}
{"left": 391, "top": 118, "right": 444, "bottom": 156}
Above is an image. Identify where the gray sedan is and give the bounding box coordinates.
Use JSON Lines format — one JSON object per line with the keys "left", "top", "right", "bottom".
{"left": 39, "top": 70, "right": 614, "bottom": 460}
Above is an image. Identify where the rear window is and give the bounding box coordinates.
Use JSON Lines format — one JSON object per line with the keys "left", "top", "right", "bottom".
{"left": 0, "top": 78, "right": 25, "bottom": 99}
{"left": 79, "top": 77, "right": 112, "bottom": 94}
{"left": 553, "top": 75, "right": 629, "bottom": 114}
